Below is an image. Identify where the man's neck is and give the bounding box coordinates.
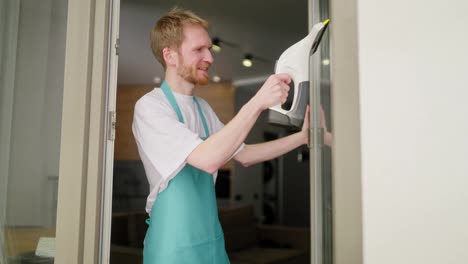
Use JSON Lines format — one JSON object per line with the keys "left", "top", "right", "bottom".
{"left": 164, "top": 70, "right": 195, "bottom": 96}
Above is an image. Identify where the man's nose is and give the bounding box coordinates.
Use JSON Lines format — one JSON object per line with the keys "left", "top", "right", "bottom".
{"left": 204, "top": 49, "right": 214, "bottom": 64}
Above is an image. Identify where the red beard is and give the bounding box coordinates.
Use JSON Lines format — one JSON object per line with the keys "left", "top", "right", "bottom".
{"left": 177, "top": 62, "right": 210, "bottom": 85}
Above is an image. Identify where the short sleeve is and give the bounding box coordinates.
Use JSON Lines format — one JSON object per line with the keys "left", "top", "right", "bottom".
{"left": 132, "top": 98, "right": 203, "bottom": 180}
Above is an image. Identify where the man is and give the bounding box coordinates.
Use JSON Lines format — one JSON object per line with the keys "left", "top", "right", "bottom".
{"left": 132, "top": 7, "right": 309, "bottom": 264}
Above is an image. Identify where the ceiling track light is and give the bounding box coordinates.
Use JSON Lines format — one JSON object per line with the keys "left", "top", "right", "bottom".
{"left": 209, "top": 37, "right": 273, "bottom": 69}
{"left": 242, "top": 53, "right": 253, "bottom": 67}
{"left": 212, "top": 75, "right": 221, "bottom": 83}
{"left": 210, "top": 37, "right": 241, "bottom": 53}
{"left": 211, "top": 37, "right": 221, "bottom": 52}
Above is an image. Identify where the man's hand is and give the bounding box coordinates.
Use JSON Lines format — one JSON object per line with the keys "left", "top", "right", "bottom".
{"left": 301, "top": 105, "right": 333, "bottom": 147}
{"left": 301, "top": 105, "right": 310, "bottom": 145}
{"left": 251, "top": 74, "right": 291, "bottom": 111}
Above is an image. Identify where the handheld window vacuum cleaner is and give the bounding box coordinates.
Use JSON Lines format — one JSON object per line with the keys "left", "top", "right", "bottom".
{"left": 268, "top": 19, "right": 330, "bottom": 129}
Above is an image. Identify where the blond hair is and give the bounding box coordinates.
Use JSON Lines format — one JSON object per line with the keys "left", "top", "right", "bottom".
{"left": 150, "top": 7, "right": 208, "bottom": 69}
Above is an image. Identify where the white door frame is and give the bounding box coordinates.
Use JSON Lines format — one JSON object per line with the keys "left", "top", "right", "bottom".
{"left": 99, "top": 0, "right": 120, "bottom": 262}
{"left": 55, "top": 0, "right": 113, "bottom": 263}
{"left": 328, "top": 0, "right": 364, "bottom": 262}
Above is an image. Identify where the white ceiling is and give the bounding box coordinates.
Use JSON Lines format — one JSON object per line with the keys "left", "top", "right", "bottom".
{"left": 118, "top": 0, "right": 308, "bottom": 85}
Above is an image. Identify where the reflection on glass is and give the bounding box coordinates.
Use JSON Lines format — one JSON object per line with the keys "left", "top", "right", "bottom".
{"left": 320, "top": 105, "right": 333, "bottom": 147}
{"left": 319, "top": 0, "right": 333, "bottom": 261}
{"left": 0, "top": 0, "right": 68, "bottom": 262}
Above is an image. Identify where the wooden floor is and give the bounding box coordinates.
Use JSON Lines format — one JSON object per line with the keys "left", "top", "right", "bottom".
{"left": 4, "top": 227, "right": 55, "bottom": 257}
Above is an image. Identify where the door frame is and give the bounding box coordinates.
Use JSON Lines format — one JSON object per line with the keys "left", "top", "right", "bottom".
{"left": 99, "top": 0, "right": 120, "bottom": 262}
{"left": 55, "top": 0, "right": 113, "bottom": 263}
{"left": 328, "top": 0, "right": 364, "bottom": 262}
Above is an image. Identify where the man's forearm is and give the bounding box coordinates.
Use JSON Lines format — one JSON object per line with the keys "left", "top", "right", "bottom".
{"left": 235, "top": 131, "right": 307, "bottom": 167}
{"left": 187, "top": 74, "right": 291, "bottom": 173}
{"left": 187, "top": 100, "right": 262, "bottom": 173}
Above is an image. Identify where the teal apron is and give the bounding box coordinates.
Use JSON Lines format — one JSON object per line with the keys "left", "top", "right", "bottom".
{"left": 143, "top": 81, "right": 230, "bottom": 264}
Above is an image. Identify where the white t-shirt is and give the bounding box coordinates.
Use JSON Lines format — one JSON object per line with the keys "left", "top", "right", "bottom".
{"left": 132, "top": 87, "right": 243, "bottom": 215}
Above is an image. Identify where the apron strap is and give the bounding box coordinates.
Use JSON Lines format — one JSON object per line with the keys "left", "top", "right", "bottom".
{"left": 161, "top": 81, "right": 210, "bottom": 138}
{"left": 161, "top": 81, "right": 184, "bottom": 123}
{"left": 193, "top": 97, "right": 210, "bottom": 138}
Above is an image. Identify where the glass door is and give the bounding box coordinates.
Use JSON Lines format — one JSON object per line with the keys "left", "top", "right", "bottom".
{"left": 309, "top": 0, "right": 333, "bottom": 263}
{"left": 1, "top": 0, "right": 68, "bottom": 262}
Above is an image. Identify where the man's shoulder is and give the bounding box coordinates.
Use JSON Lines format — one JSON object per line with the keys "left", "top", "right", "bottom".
{"left": 136, "top": 88, "right": 164, "bottom": 104}
{"left": 135, "top": 88, "right": 169, "bottom": 113}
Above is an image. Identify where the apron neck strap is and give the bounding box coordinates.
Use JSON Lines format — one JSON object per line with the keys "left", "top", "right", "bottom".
{"left": 161, "top": 81, "right": 210, "bottom": 138}
{"left": 193, "top": 97, "right": 210, "bottom": 138}
{"left": 161, "top": 81, "right": 185, "bottom": 123}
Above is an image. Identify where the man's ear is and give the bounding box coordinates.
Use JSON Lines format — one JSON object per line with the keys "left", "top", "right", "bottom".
{"left": 162, "top": 47, "right": 177, "bottom": 66}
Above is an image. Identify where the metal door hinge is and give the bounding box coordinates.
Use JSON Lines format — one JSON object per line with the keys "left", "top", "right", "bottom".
{"left": 108, "top": 111, "right": 116, "bottom": 141}
{"left": 317, "top": 127, "right": 324, "bottom": 147}
{"left": 115, "top": 38, "right": 120, "bottom": 56}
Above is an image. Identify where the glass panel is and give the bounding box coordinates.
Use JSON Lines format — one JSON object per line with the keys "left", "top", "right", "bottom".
{"left": 309, "top": 0, "right": 332, "bottom": 262}
{"left": 0, "top": 0, "right": 68, "bottom": 262}
{"left": 318, "top": 0, "right": 333, "bottom": 263}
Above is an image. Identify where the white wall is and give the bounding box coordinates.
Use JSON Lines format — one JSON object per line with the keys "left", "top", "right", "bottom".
{"left": 357, "top": 0, "right": 468, "bottom": 263}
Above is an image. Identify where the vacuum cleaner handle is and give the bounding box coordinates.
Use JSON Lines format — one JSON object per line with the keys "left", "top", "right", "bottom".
{"left": 269, "top": 68, "right": 300, "bottom": 115}
{"left": 269, "top": 76, "right": 310, "bottom": 127}
{"left": 268, "top": 19, "right": 329, "bottom": 128}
